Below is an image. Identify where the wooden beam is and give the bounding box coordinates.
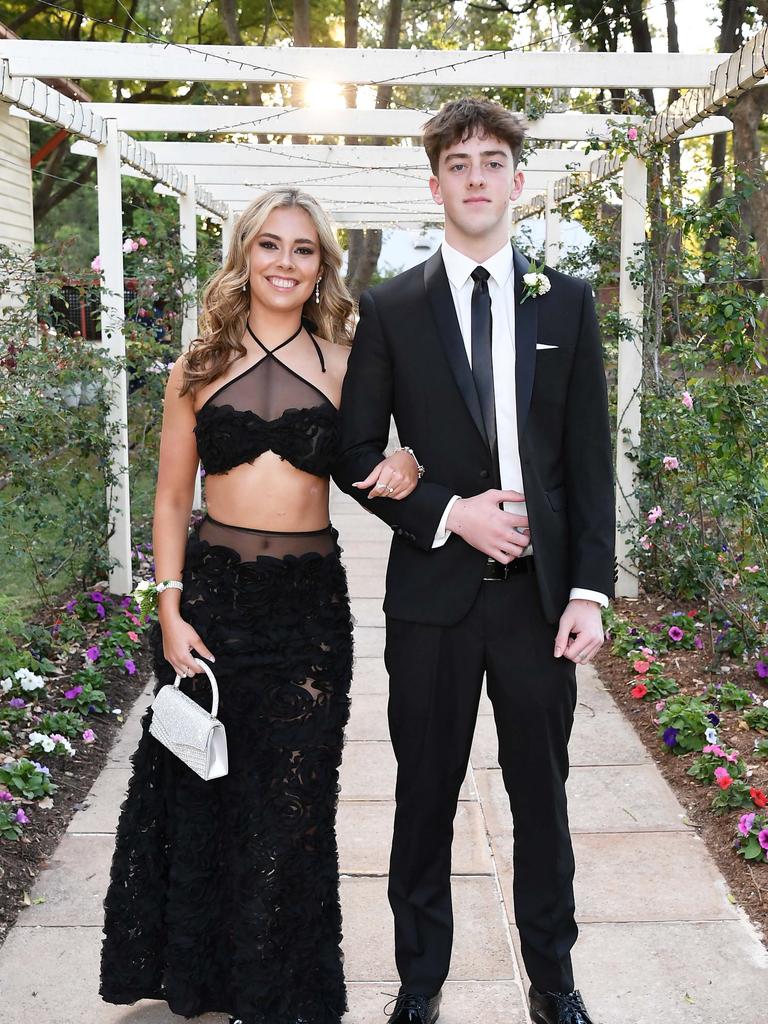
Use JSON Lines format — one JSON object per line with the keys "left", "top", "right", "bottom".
{"left": 1, "top": 42, "right": 757, "bottom": 89}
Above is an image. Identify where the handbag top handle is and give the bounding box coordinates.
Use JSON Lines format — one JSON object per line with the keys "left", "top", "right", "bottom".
{"left": 173, "top": 657, "right": 219, "bottom": 719}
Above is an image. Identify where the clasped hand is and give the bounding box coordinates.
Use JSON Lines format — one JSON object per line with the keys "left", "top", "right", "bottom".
{"left": 446, "top": 489, "right": 530, "bottom": 563}
{"left": 353, "top": 449, "right": 421, "bottom": 500}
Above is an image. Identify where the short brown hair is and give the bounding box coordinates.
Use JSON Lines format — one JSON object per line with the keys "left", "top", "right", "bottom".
{"left": 423, "top": 98, "right": 527, "bottom": 174}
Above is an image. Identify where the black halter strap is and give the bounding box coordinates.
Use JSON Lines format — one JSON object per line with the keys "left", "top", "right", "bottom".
{"left": 305, "top": 327, "right": 326, "bottom": 373}
{"left": 245, "top": 321, "right": 326, "bottom": 373}
{"left": 246, "top": 321, "right": 303, "bottom": 355}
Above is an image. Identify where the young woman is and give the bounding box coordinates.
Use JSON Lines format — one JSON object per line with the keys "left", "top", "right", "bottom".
{"left": 100, "top": 188, "right": 419, "bottom": 1024}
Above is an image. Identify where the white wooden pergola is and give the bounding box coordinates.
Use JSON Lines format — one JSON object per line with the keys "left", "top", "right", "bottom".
{"left": 1, "top": 32, "right": 767, "bottom": 596}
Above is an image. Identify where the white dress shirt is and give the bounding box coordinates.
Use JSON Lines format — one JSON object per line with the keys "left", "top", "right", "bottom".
{"left": 431, "top": 238, "right": 608, "bottom": 608}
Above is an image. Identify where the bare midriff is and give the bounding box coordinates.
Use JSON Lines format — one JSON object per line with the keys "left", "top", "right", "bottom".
{"left": 203, "top": 450, "right": 331, "bottom": 532}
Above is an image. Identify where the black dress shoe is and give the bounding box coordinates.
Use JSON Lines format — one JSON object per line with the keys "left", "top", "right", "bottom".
{"left": 388, "top": 990, "right": 441, "bottom": 1024}
{"left": 528, "top": 985, "right": 594, "bottom": 1024}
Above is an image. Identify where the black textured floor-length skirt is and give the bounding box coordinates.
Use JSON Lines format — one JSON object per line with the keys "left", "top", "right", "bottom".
{"left": 100, "top": 517, "right": 353, "bottom": 1024}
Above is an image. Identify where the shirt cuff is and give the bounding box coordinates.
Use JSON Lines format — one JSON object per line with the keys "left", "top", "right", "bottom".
{"left": 432, "top": 495, "right": 461, "bottom": 549}
{"left": 569, "top": 588, "right": 609, "bottom": 608}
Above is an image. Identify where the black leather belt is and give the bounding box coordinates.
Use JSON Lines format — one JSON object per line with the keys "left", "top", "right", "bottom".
{"left": 483, "top": 555, "right": 535, "bottom": 581}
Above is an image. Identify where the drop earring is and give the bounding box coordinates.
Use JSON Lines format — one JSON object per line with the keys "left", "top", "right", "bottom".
{"left": 315, "top": 277, "right": 322, "bottom": 304}
{"left": 241, "top": 282, "right": 247, "bottom": 293}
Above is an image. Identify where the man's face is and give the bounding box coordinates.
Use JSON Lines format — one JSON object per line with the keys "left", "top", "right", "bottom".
{"left": 429, "top": 132, "right": 524, "bottom": 239}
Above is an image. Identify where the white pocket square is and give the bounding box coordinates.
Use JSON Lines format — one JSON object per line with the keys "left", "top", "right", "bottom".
{"left": 536, "top": 343, "right": 558, "bottom": 350}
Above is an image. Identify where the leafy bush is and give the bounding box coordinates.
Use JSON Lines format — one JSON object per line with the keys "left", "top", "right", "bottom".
{"left": 0, "top": 758, "right": 56, "bottom": 800}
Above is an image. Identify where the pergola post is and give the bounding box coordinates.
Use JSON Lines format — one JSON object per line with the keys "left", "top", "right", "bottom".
{"left": 615, "top": 155, "right": 648, "bottom": 598}
{"left": 221, "top": 210, "right": 236, "bottom": 263}
{"left": 178, "top": 181, "right": 202, "bottom": 510}
{"left": 96, "top": 118, "right": 132, "bottom": 595}
{"left": 545, "top": 180, "right": 561, "bottom": 266}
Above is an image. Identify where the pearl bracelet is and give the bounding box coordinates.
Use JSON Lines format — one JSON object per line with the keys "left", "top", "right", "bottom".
{"left": 395, "top": 446, "right": 425, "bottom": 479}
{"left": 156, "top": 579, "right": 184, "bottom": 594}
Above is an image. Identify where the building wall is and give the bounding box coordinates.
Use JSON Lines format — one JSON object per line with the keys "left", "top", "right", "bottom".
{"left": 0, "top": 100, "right": 34, "bottom": 250}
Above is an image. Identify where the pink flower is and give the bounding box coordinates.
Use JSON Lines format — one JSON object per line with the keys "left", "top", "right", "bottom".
{"left": 90, "top": 254, "right": 102, "bottom": 272}
{"left": 633, "top": 659, "right": 651, "bottom": 674}
{"left": 663, "top": 456, "right": 680, "bottom": 471}
{"left": 82, "top": 728, "right": 96, "bottom": 744}
{"left": 122, "top": 238, "right": 135, "bottom": 254}
{"left": 639, "top": 534, "right": 652, "bottom": 551}
{"left": 0, "top": 791, "right": 12, "bottom": 802}
{"left": 714, "top": 766, "right": 732, "bottom": 789}
{"left": 647, "top": 506, "right": 663, "bottom": 524}
{"left": 681, "top": 391, "right": 693, "bottom": 410}
{"left": 127, "top": 630, "right": 139, "bottom": 643}
{"left": 138, "top": 237, "right": 148, "bottom": 247}
{"left": 655, "top": 700, "right": 666, "bottom": 711}
{"left": 759, "top": 829, "right": 768, "bottom": 852}
{"left": 627, "top": 127, "right": 638, "bottom": 141}
{"left": 739, "top": 812, "right": 756, "bottom": 837}
{"left": 703, "top": 744, "right": 725, "bottom": 757}
{"left": 743, "top": 565, "right": 761, "bottom": 574}
{"left": 668, "top": 626, "right": 684, "bottom": 642}
{"left": 125, "top": 611, "right": 141, "bottom": 626}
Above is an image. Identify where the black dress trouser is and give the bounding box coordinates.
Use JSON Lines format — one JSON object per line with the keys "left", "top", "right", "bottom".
{"left": 384, "top": 569, "right": 578, "bottom": 996}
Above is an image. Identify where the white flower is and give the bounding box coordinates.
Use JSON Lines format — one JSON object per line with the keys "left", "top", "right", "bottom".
{"left": 14, "top": 668, "right": 45, "bottom": 691}
{"left": 522, "top": 271, "right": 551, "bottom": 297}
{"left": 29, "top": 731, "right": 56, "bottom": 753}
{"left": 705, "top": 727, "right": 719, "bottom": 745}
{"left": 1, "top": 677, "right": 12, "bottom": 693}
{"left": 134, "top": 580, "right": 153, "bottom": 595}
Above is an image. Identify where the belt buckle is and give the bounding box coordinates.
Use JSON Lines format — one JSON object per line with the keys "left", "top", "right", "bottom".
{"left": 484, "top": 557, "right": 509, "bottom": 581}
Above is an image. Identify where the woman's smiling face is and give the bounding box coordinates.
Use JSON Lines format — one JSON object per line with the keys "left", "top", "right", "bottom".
{"left": 247, "top": 205, "right": 322, "bottom": 313}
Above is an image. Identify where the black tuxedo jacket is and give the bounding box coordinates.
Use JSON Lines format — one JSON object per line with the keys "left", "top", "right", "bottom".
{"left": 334, "top": 245, "right": 615, "bottom": 626}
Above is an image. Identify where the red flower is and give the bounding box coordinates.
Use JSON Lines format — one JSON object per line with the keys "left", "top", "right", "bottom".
{"left": 750, "top": 787, "right": 767, "bottom": 808}
{"left": 687, "top": 609, "right": 698, "bottom": 618}
{"left": 631, "top": 683, "right": 648, "bottom": 699}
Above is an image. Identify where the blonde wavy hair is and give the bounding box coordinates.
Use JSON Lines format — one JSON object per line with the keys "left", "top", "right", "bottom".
{"left": 181, "top": 188, "right": 354, "bottom": 395}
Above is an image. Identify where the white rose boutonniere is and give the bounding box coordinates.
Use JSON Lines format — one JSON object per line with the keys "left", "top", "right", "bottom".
{"left": 521, "top": 263, "right": 551, "bottom": 304}
{"left": 133, "top": 579, "right": 159, "bottom": 620}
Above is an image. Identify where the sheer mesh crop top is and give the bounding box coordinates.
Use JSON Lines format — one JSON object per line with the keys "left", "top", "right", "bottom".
{"left": 194, "top": 321, "right": 339, "bottom": 479}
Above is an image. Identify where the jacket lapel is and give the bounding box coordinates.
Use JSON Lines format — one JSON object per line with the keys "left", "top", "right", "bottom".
{"left": 423, "top": 250, "right": 489, "bottom": 450}
{"left": 512, "top": 245, "right": 537, "bottom": 437}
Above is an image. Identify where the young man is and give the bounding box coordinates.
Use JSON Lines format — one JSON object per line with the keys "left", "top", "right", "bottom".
{"left": 335, "top": 98, "right": 614, "bottom": 1024}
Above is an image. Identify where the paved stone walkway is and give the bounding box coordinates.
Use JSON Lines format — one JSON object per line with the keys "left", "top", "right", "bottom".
{"left": 1, "top": 488, "right": 767, "bottom": 1023}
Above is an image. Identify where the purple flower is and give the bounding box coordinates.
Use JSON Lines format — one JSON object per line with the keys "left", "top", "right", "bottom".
{"left": 65, "top": 685, "right": 83, "bottom": 700}
{"left": 31, "top": 761, "right": 49, "bottom": 776}
{"left": 14, "top": 808, "right": 29, "bottom": 825}
{"left": 65, "top": 599, "right": 77, "bottom": 614}
{"left": 116, "top": 646, "right": 125, "bottom": 659}
{"left": 739, "top": 812, "right": 756, "bottom": 837}
{"left": 90, "top": 591, "right": 105, "bottom": 603}
{"left": 694, "top": 635, "right": 704, "bottom": 650}
{"left": 120, "top": 596, "right": 133, "bottom": 608}
{"left": 95, "top": 603, "right": 106, "bottom": 620}
{"left": 668, "top": 626, "right": 684, "bottom": 642}
{"left": 0, "top": 791, "right": 12, "bottom": 802}
{"left": 756, "top": 661, "right": 768, "bottom": 680}
{"left": 82, "top": 728, "right": 96, "bottom": 744}
{"left": 8, "top": 697, "right": 25, "bottom": 709}
{"left": 85, "top": 645, "right": 100, "bottom": 661}
{"left": 759, "top": 829, "right": 768, "bottom": 852}
{"left": 663, "top": 726, "right": 679, "bottom": 747}
{"left": 707, "top": 712, "right": 720, "bottom": 726}
{"left": 123, "top": 659, "right": 137, "bottom": 675}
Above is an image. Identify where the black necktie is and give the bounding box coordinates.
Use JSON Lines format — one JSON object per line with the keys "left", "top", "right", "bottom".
{"left": 470, "top": 266, "right": 498, "bottom": 475}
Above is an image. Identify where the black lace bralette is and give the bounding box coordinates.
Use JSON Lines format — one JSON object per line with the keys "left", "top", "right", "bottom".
{"left": 194, "top": 321, "right": 339, "bottom": 478}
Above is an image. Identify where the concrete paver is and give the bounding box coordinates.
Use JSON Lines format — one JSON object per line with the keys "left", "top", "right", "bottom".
{"left": 1, "top": 489, "right": 766, "bottom": 1023}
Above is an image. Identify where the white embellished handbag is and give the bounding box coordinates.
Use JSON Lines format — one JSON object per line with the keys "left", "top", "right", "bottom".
{"left": 149, "top": 657, "right": 228, "bottom": 781}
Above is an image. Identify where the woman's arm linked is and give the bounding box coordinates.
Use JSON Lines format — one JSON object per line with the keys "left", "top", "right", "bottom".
{"left": 153, "top": 358, "right": 215, "bottom": 678}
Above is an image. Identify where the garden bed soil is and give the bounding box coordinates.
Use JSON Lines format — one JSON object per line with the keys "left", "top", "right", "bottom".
{"left": 0, "top": 653, "right": 150, "bottom": 947}
{"left": 595, "top": 593, "right": 768, "bottom": 946}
